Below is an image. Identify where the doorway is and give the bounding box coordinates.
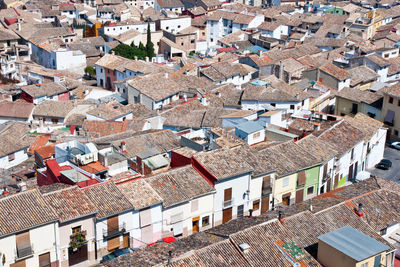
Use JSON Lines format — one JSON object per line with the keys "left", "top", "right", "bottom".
{"left": 192, "top": 217, "right": 199, "bottom": 233}
{"left": 222, "top": 207, "right": 232, "bottom": 224}
{"left": 282, "top": 196, "right": 290, "bottom": 206}
{"left": 261, "top": 195, "right": 269, "bottom": 214}
{"left": 296, "top": 189, "right": 304, "bottom": 203}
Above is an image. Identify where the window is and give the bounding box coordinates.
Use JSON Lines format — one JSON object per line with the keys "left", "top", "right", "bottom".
{"left": 253, "top": 132, "right": 261, "bottom": 138}
{"left": 307, "top": 186, "right": 314, "bottom": 195}
{"left": 283, "top": 177, "right": 289, "bottom": 187}
{"left": 72, "top": 226, "right": 81, "bottom": 234}
{"left": 361, "top": 263, "right": 368, "bottom": 267}
{"left": 271, "top": 103, "right": 276, "bottom": 107}
{"left": 202, "top": 216, "right": 210, "bottom": 227}
{"left": 181, "top": 42, "right": 184, "bottom": 46}
{"left": 166, "top": 26, "right": 169, "bottom": 30}
{"left": 395, "top": 130, "right": 399, "bottom": 136}
{"left": 290, "top": 104, "right": 295, "bottom": 110}
{"left": 178, "top": 25, "right": 181, "bottom": 28}
{"left": 350, "top": 148, "right": 354, "bottom": 160}
{"left": 253, "top": 200, "right": 260, "bottom": 211}
{"left": 101, "top": 68, "right": 103, "bottom": 73}
{"left": 8, "top": 153, "right": 15, "bottom": 162}
{"left": 191, "top": 39, "right": 195, "bottom": 43}
{"left": 398, "top": 99, "right": 400, "bottom": 106}
{"left": 39, "top": 252, "right": 50, "bottom": 267}
{"left": 237, "top": 205, "right": 244, "bottom": 218}
{"left": 389, "top": 97, "right": 394, "bottom": 104}
{"left": 210, "top": 38, "right": 214, "bottom": 42}
{"left": 52, "top": 119, "right": 58, "bottom": 124}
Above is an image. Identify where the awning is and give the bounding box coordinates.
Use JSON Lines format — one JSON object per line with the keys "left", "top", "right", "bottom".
{"left": 384, "top": 109, "right": 395, "bottom": 124}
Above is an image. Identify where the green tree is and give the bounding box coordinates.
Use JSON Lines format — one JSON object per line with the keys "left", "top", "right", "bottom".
{"left": 111, "top": 44, "right": 135, "bottom": 59}
{"left": 145, "top": 23, "right": 155, "bottom": 60}
{"left": 84, "top": 66, "right": 96, "bottom": 77}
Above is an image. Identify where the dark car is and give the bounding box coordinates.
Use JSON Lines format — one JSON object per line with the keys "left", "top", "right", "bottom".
{"left": 379, "top": 159, "right": 392, "bottom": 168}
{"left": 375, "top": 163, "right": 390, "bottom": 170}
{"left": 101, "top": 248, "right": 135, "bottom": 263}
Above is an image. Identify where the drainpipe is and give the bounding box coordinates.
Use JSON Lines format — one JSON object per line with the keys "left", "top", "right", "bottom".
{"left": 53, "top": 222, "right": 60, "bottom": 267}
{"left": 94, "top": 217, "right": 98, "bottom": 260}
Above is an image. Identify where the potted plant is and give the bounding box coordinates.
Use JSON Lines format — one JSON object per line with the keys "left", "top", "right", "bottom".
{"left": 70, "top": 230, "right": 87, "bottom": 251}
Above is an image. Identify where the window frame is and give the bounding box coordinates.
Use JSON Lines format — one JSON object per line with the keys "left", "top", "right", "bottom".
{"left": 202, "top": 216, "right": 210, "bottom": 227}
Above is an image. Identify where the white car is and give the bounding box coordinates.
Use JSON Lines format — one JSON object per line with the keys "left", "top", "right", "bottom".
{"left": 391, "top": 141, "right": 400, "bottom": 150}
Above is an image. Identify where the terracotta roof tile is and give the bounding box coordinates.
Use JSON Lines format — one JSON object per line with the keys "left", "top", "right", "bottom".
{"left": 146, "top": 166, "right": 215, "bottom": 207}
{"left": 83, "top": 182, "right": 133, "bottom": 218}
{"left": 116, "top": 178, "right": 162, "bottom": 210}
{"left": 0, "top": 189, "right": 58, "bottom": 237}
{"left": 43, "top": 186, "right": 97, "bottom": 222}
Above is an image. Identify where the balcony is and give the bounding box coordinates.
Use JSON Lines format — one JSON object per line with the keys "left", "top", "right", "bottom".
{"left": 103, "top": 222, "right": 126, "bottom": 239}
{"left": 15, "top": 244, "right": 34, "bottom": 260}
{"left": 223, "top": 198, "right": 234, "bottom": 208}
{"left": 322, "top": 175, "right": 330, "bottom": 183}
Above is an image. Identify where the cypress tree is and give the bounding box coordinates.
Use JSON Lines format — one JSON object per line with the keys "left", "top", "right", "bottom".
{"left": 145, "top": 23, "right": 155, "bottom": 60}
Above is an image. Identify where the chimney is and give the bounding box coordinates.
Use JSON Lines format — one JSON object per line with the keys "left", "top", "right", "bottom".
{"left": 313, "top": 122, "right": 320, "bottom": 132}
{"left": 121, "top": 141, "right": 126, "bottom": 153}
{"left": 16, "top": 23, "right": 21, "bottom": 31}
{"left": 279, "top": 61, "right": 284, "bottom": 80}
{"left": 2, "top": 187, "right": 8, "bottom": 195}
{"left": 355, "top": 203, "right": 364, "bottom": 217}
{"left": 145, "top": 56, "right": 149, "bottom": 62}
{"left": 19, "top": 182, "right": 27, "bottom": 192}
{"left": 167, "top": 251, "right": 172, "bottom": 265}
{"left": 164, "top": 72, "right": 169, "bottom": 79}
{"left": 278, "top": 210, "right": 284, "bottom": 222}
{"left": 134, "top": 56, "right": 138, "bottom": 61}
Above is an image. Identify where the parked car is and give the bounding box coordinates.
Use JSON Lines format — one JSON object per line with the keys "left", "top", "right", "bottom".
{"left": 375, "top": 163, "right": 390, "bottom": 170}
{"left": 101, "top": 248, "right": 136, "bottom": 263}
{"left": 379, "top": 159, "right": 392, "bottom": 168}
{"left": 391, "top": 141, "right": 400, "bottom": 150}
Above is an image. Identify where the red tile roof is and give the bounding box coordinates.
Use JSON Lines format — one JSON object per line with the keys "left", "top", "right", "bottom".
{"left": 80, "top": 161, "right": 108, "bottom": 174}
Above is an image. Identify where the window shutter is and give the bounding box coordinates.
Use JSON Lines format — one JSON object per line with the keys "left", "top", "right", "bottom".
{"left": 39, "top": 252, "right": 50, "bottom": 267}
{"left": 107, "top": 216, "right": 119, "bottom": 234}
{"left": 224, "top": 188, "right": 232, "bottom": 201}
{"left": 16, "top": 231, "right": 30, "bottom": 249}
{"left": 107, "top": 236, "right": 120, "bottom": 251}
{"left": 262, "top": 176, "right": 271, "bottom": 196}
{"left": 297, "top": 171, "right": 306, "bottom": 186}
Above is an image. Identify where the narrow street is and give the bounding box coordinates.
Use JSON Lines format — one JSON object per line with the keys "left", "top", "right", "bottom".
{"left": 368, "top": 146, "right": 400, "bottom": 182}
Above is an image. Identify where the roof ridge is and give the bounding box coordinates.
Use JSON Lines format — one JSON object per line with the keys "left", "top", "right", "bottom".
{"left": 41, "top": 185, "right": 79, "bottom": 196}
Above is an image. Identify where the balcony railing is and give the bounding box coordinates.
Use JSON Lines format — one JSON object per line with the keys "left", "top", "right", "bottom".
{"left": 223, "top": 198, "right": 234, "bottom": 208}
{"left": 15, "top": 244, "right": 34, "bottom": 259}
{"left": 103, "top": 222, "right": 126, "bottom": 239}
